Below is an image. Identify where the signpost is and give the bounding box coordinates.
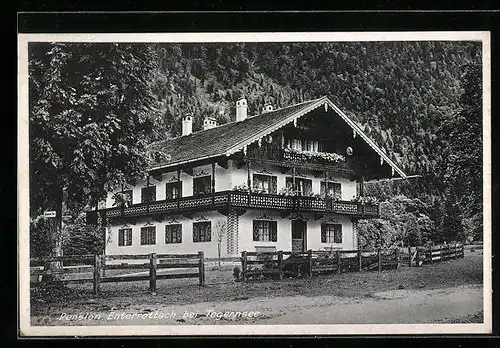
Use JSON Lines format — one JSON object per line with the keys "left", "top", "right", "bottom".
{"left": 44, "top": 211, "right": 56, "bottom": 218}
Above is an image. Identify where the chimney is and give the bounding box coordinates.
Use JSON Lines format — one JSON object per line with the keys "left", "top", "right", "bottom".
{"left": 182, "top": 114, "right": 193, "bottom": 136}
{"left": 203, "top": 117, "right": 218, "bottom": 130}
{"left": 262, "top": 104, "right": 273, "bottom": 114}
{"left": 236, "top": 97, "right": 248, "bottom": 122}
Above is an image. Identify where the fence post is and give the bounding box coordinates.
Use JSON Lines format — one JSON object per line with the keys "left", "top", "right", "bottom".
{"left": 278, "top": 250, "right": 283, "bottom": 280}
{"left": 378, "top": 249, "right": 382, "bottom": 272}
{"left": 93, "top": 254, "right": 101, "bottom": 296}
{"left": 461, "top": 244, "right": 465, "bottom": 258}
{"left": 101, "top": 255, "right": 106, "bottom": 278}
{"left": 358, "top": 250, "right": 362, "bottom": 272}
{"left": 307, "top": 249, "right": 313, "bottom": 278}
{"left": 395, "top": 248, "right": 399, "bottom": 269}
{"left": 337, "top": 250, "right": 341, "bottom": 274}
{"left": 447, "top": 244, "right": 451, "bottom": 261}
{"left": 149, "top": 253, "right": 157, "bottom": 294}
{"left": 416, "top": 248, "right": 420, "bottom": 267}
{"left": 429, "top": 245, "right": 433, "bottom": 264}
{"left": 241, "top": 251, "right": 247, "bottom": 282}
{"left": 408, "top": 246, "right": 412, "bottom": 267}
{"left": 454, "top": 242, "right": 458, "bottom": 259}
{"left": 198, "top": 251, "right": 205, "bottom": 286}
{"left": 439, "top": 245, "right": 442, "bottom": 261}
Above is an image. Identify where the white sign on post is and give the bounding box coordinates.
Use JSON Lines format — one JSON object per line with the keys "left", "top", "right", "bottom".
{"left": 44, "top": 211, "right": 56, "bottom": 218}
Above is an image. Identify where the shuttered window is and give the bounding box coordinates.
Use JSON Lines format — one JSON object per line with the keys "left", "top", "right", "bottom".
{"left": 253, "top": 220, "right": 278, "bottom": 242}
{"left": 118, "top": 228, "right": 132, "bottom": 246}
{"left": 141, "top": 226, "right": 156, "bottom": 245}
{"left": 165, "top": 224, "right": 182, "bottom": 244}
{"left": 321, "top": 224, "right": 342, "bottom": 243}
{"left": 193, "top": 221, "right": 211, "bottom": 242}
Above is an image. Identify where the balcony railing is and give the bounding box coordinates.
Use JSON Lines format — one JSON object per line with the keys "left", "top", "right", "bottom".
{"left": 245, "top": 147, "right": 354, "bottom": 173}
{"left": 87, "top": 190, "right": 380, "bottom": 223}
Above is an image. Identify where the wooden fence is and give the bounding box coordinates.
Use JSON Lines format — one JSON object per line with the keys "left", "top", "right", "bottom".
{"left": 30, "top": 252, "right": 205, "bottom": 295}
{"left": 403, "top": 243, "right": 464, "bottom": 267}
{"left": 240, "top": 248, "right": 399, "bottom": 281}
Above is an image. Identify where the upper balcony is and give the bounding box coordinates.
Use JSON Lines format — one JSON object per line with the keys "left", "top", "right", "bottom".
{"left": 87, "top": 190, "right": 380, "bottom": 224}
{"left": 244, "top": 147, "right": 356, "bottom": 175}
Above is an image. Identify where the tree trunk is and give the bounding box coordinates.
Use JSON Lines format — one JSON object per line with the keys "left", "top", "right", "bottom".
{"left": 42, "top": 187, "right": 64, "bottom": 281}
{"left": 217, "top": 242, "right": 221, "bottom": 267}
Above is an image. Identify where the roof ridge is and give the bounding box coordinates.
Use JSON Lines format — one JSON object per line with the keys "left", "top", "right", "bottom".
{"left": 148, "top": 96, "right": 326, "bottom": 146}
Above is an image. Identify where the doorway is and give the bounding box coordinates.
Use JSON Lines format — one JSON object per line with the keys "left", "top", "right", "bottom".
{"left": 291, "top": 219, "right": 307, "bottom": 252}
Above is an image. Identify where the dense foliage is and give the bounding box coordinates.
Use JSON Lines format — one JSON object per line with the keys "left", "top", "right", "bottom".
{"left": 29, "top": 41, "right": 484, "bottom": 256}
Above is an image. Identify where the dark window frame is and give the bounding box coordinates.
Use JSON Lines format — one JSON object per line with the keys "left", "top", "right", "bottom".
{"left": 118, "top": 228, "right": 132, "bottom": 246}
{"left": 165, "top": 224, "right": 182, "bottom": 244}
{"left": 122, "top": 190, "right": 133, "bottom": 205}
{"left": 166, "top": 181, "right": 182, "bottom": 200}
{"left": 321, "top": 223, "right": 342, "bottom": 244}
{"left": 141, "top": 186, "right": 156, "bottom": 203}
{"left": 193, "top": 175, "right": 212, "bottom": 196}
{"left": 320, "top": 181, "right": 342, "bottom": 199}
{"left": 285, "top": 177, "right": 313, "bottom": 196}
{"left": 193, "top": 221, "right": 211, "bottom": 242}
{"left": 140, "top": 226, "right": 156, "bottom": 245}
{"left": 252, "top": 174, "right": 278, "bottom": 194}
{"left": 253, "top": 220, "right": 278, "bottom": 242}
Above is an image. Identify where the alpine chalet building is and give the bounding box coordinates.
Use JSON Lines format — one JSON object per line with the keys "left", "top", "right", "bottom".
{"left": 87, "top": 96, "right": 407, "bottom": 258}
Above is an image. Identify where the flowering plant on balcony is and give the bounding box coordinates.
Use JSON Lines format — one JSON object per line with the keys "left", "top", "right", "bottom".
{"left": 283, "top": 148, "right": 346, "bottom": 163}
{"left": 232, "top": 184, "right": 249, "bottom": 192}
{"left": 351, "top": 195, "right": 379, "bottom": 204}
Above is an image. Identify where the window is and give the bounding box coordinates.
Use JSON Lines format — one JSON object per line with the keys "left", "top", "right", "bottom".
{"left": 165, "top": 224, "right": 182, "bottom": 244}
{"left": 286, "top": 177, "right": 312, "bottom": 196}
{"left": 193, "top": 176, "right": 212, "bottom": 196}
{"left": 253, "top": 174, "right": 277, "bottom": 194}
{"left": 253, "top": 220, "right": 278, "bottom": 242}
{"left": 166, "top": 182, "right": 182, "bottom": 199}
{"left": 193, "top": 221, "right": 211, "bottom": 242}
{"left": 141, "top": 226, "right": 156, "bottom": 245}
{"left": 141, "top": 186, "right": 156, "bottom": 203}
{"left": 321, "top": 224, "right": 342, "bottom": 244}
{"left": 287, "top": 139, "right": 320, "bottom": 152}
{"left": 118, "top": 228, "right": 132, "bottom": 246}
{"left": 122, "top": 190, "right": 133, "bottom": 206}
{"left": 321, "top": 182, "right": 342, "bottom": 199}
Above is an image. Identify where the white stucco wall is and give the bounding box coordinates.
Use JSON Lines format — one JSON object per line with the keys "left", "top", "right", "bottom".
{"left": 237, "top": 211, "right": 356, "bottom": 253}
{"left": 105, "top": 211, "right": 228, "bottom": 259}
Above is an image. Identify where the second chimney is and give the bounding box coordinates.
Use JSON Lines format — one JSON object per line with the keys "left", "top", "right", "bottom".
{"left": 182, "top": 114, "right": 193, "bottom": 136}
{"left": 203, "top": 117, "right": 218, "bottom": 130}
{"left": 236, "top": 97, "right": 248, "bottom": 122}
{"left": 262, "top": 104, "right": 273, "bottom": 114}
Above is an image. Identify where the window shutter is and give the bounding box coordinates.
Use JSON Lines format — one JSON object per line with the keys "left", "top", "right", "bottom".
{"left": 253, "top": 222, "right": 260, "bottom": 241}
{"left": 126, "top": 229, "right": 132, "bottom": 245}
{"left": 321, "top": 225, "right": 326, "bottom": 243}
{"left": 334, "top": 224, "right": 342, "bottom": 243}
{"left": 270, "top": 221, "right": 277, "bottom": 241}
{"left": 118, "top": 230, "right": 124, "bottom": 246}
{"left": 270, "top": 176, "right": 277, "bottom": 194}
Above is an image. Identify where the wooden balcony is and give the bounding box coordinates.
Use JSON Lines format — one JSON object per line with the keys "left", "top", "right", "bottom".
{"left": 244, "top": 148, "right": 355, "bottom": 174}
{"left": 86, "top": 190, "right": 380, "bottom": 223}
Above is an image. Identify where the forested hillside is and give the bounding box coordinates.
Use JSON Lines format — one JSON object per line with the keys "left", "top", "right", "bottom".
{"left": 29, "top": 41, "right": 483, "bottom": 256}
{"left": 148, "top": 41, "right": 482, "bottom": 247}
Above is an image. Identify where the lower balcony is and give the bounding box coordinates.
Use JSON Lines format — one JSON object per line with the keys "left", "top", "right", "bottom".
{"left": 87, "top": 190, "right": 380, "bottom": 224}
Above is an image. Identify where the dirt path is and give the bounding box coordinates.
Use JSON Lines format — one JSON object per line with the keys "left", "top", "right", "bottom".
{"left": 33, "top": 284, "right": 482, "bottom": 326}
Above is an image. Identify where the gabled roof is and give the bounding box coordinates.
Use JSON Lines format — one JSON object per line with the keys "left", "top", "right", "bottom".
{"left": 149, "top": 96, "right": 407, "bottom": 179}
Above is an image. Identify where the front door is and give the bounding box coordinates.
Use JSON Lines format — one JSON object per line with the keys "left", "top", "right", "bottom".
{"left": 291, "top": 220, "right": 307, "bottom": 252}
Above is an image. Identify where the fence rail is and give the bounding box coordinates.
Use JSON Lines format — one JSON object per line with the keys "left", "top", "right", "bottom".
{"left": 30, "top": 243, "right": 465, "bottom": 294}
{"left": 400, "top": 243, "right": 464, "bottom": 267}
{"left": 240, "top": 248, "right": 398, "bottom": 281}
{"left": 31, "top": 252, "right": 205, "bottom": 295}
